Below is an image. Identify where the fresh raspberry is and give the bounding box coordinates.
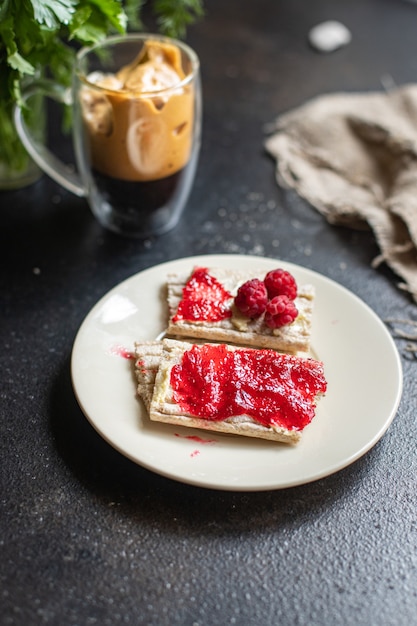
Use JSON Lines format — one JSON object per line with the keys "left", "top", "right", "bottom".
{"left": 264, "top": 269, "right": 298, "bottom": 301}
{"left": 264, "top": 295, "right": 298, "bottom": 328}
{"left": 234, "top": 278, "right": 268, "bottom": 318}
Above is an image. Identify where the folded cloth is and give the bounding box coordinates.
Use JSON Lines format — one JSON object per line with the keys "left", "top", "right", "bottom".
{"left": 264, "top": 84, "right": 417, "bottom": 302}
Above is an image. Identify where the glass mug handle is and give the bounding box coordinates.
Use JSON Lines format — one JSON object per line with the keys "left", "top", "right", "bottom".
{"left": 13, "top": 79, "right": 86, "bottom": 197}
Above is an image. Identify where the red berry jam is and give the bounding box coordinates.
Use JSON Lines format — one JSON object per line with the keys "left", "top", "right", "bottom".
{"left": 172, "top": 267, "right": 233, "bottom": 323}
{"left": 170, "top": 344, "right": 326, "bottom": 431}
{"left": 109, "top": 344, "right": 134, "bottom": 359}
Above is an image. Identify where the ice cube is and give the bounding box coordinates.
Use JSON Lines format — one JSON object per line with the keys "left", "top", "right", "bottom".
{"left": 126, "top": 117, "right": 167, "bottom": 176}
{"left": 80, "top": 88, "right": 114, "bottom": 137}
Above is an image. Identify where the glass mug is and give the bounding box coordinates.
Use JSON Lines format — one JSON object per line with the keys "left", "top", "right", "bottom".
{"left": 14, "top": 34, "right": 202, "bottom": 238}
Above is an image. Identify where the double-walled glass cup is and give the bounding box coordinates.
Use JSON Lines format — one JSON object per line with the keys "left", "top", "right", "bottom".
{"left": 14, "top": 34, "right": 202, "bottom": 237}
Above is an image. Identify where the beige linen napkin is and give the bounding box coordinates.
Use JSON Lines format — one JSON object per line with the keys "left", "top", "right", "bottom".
{"left": 265, "top": 84, "right": 417, "bottom": 302}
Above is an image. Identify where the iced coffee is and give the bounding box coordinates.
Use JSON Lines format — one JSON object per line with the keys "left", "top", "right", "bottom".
{"left": 78, "top": 37, "right": 200, "bottom": 236}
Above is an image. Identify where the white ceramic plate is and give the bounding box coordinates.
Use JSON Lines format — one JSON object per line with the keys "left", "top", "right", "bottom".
{"left": 71, "top": 254, "right": 402, "bottom": 491}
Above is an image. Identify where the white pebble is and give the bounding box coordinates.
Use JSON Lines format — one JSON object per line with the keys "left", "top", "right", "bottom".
{"left": 309, "top": 20, "right": 352, "bottom": 53}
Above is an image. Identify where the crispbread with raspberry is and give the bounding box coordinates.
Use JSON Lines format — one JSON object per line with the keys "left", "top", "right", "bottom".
{"left": 166, "top": 266, "right": 315, "bottom": 354}
{"left": 134, "top": 338, "right": 326, "bottom": 444}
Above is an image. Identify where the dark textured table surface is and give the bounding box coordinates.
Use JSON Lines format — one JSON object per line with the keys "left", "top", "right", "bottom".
{"left": 1, "top": 1, "right": 417, "bottom": 624}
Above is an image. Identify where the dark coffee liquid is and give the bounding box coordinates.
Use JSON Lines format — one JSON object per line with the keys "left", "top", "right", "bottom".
{"left": 91, "top": 165, "right": 191, "bottom": 236}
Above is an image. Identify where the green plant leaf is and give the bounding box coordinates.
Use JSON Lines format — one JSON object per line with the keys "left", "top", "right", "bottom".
{"left": 87, "top": 0, "right": 127, "bottom": 31}
{"left": 69, "top": 0, "right": 127, "bottom": 43}
{"left": 7, "top": 50, "right": 36, "bottom": 74}
{"left": 30, "top": 0, "right": 77, "bottom": 29}
{"left": 0, "top": 15, "right": 35, "bottom": 75}
{"left": 154, "top": 0, "right": 204, "bottom": 38}
{"left": 123, "top": 0, "right": 144, "bottom": 30}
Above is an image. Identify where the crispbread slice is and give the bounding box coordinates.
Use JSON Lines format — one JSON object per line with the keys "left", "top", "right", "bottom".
{"left": 135, "top": 338, "right": 326, "bottom": 444}
{"left": 134, "top": 341, "right": 165, "bottom": 411}
{"left": 166, "top": 267, "right": 315, "bottom": 354}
